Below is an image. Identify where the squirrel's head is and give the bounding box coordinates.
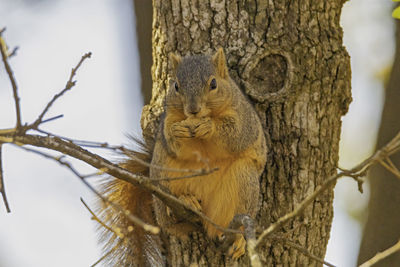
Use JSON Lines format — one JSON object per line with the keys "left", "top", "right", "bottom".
{"left": 166, "top": 48, "right": 233, "bottom": 118}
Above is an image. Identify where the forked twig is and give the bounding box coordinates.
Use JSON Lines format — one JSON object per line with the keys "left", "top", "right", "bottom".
{"left": 30, "top": 52, "right": 92, "bottom": 129}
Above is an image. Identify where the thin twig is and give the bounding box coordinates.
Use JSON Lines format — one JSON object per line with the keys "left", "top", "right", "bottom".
{"left": 91, "top": 249, "right": 113, "bottom": 267}
{"left": 379, "top": 158, "right": 400, "bottom": 180}
{"left": 0, "top": 32, "right": 22, "bottom": 128}
{"left": 35, "top": 128, "right": 110, "bottom": 147}
{"left": 41, "top": 114, "right": 64, "bottom": 125}
{"left": 81, "top": 198, "right": 140, "bottom": 267}
{"left": 30, "top": 52, "right": 92, "bottom": 129}
{"left": 0, "top": 145, "right": 11, "bottom": 212}
{"left": 91, "top": 240, "right": 123, "bottom": 267}
{"left": 8, "top": 46, "right": 18, "bottom": 58}
{"left": 254, "top": 172, "right": 345, "bottom": 248}
{"left": 147, "top": 167, "right": 219, "bottom": 182}
{"left": 385, "top": 157, "right": 399, "bottom": 173}
{"left": 359, "top": 239, "right": 400, "bottom": 267}
{"left": 272, "top": 237, "right": 336, "bottom": 267}
{"left": 81, "top": 198, "right": 115, "bottom": 234}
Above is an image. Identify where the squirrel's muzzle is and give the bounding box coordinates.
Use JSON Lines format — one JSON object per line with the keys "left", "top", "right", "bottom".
{"left": 186, "top": 104, "right": 201, "bottom": 116}
{"left": 185, "top": 96, "right": 202, "bottom": 117}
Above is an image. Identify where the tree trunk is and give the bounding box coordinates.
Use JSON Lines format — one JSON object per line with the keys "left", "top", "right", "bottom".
{"left": 357, "top": 21, "right": 400, "bottom": 267}
{"left": 141, "top": 0, "right": 351, "bottom": 265}
{"left": 133, "top": 0, "right": 153, "bottom": 104}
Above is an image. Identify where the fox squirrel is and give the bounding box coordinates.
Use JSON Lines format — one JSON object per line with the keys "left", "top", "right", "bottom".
{"left": 98, "top": 48, "right": 267, "bottom": 266}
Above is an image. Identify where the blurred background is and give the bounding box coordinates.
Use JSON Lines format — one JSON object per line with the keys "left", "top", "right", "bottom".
{"left": 0, "top": 0, "right": 397, "bottom": 266}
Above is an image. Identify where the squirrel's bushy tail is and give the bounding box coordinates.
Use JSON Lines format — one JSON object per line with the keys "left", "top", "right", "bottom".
{"left": 96, "top": 137, "right": 163, "bottom": 267}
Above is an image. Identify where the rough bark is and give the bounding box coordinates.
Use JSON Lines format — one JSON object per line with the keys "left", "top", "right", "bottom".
{"left": 357, "top": 21, "right": 400, "bottom": 267}
{"left": 141, "top": 0, "right": 351, "bottom": 265}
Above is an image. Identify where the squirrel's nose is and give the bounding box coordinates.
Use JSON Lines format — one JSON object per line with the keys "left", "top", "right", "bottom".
{"left": 187, "top": 105, "right": 201, "bottom": 116}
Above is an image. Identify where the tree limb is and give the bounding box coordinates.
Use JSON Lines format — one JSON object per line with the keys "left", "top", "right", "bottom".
{"left": 17, "top": 145, "right": 160, "bottom": 234}
{"left": 255, "top": 131, "right": 400, "bottom": 248}
{"left": 359, "top": 239, "right": 400, "bottom": 267}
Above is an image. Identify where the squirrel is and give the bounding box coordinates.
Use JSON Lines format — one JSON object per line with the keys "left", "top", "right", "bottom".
{"left": 98, "top": 48, "right": 267, "bottom": 266}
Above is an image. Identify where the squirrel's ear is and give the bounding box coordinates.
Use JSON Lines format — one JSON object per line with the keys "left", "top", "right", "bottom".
{"left": 169, "top": 53, "right": 182, "bottom": 74}
{"left": 212, "top": 47, "right": 229, "bottom": 78}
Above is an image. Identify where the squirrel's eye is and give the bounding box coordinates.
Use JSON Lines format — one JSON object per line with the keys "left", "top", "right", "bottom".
{"left": 210, "top": 78, "right": 217, "bottom": 90}
{"left": 174, "top": 82, "right": 179, "bottom": 92}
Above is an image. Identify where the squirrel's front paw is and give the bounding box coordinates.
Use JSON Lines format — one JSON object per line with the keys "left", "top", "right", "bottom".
{"left": 173, "top": 117, "right": 214, "bottom": 139}
{"left": 192, "top": 117, "right": 214, "bottom": 139}
{"left": 171, "top": 122, "right": 193, "bottom": 138}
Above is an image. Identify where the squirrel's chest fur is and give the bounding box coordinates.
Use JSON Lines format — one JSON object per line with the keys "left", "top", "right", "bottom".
{"left": 156, "top": 134, "right": 260, "bottom": 236}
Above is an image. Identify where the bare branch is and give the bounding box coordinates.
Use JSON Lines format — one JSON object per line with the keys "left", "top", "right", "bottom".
{"left": 0, "top": 31, "right": 22, "bottom": 128}
{"left": 0, "top": 144, "right": 11, "bottom": 212}
{"left": 0, "top": 128, "right": 16, "bottom": 135}
{"left": 0, "top": 133, "right": 239, "bottom": 235}
{"left": 34, "top": 129, "right": 216, "bottom": 176}
{"left": 31, "top": 129, "right": 211, "bottom": 176}
{"left": 255, "top": 130, "right": 400, "bottom": 248}
{"left": 17, "top": 145, "right": 160, "bottom": 235}
{"left": 359, "top": 239, "right": 400, "bottom": 267}
{"left": 30, "top": 52, "right": 92, "bottom": 129}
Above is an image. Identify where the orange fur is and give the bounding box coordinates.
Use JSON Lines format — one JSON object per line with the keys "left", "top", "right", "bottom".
{"left": 162, "top": 105, "right": 263, "bottom": 238}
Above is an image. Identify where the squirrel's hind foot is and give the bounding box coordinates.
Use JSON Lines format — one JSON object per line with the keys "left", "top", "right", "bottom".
{"left": 227, "top": 234, "right": 246, "bottom": 260}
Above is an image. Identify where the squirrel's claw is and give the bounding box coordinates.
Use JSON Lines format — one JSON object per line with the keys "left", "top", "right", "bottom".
{"left": 228, "top": 234, "right": 246, "bottom": 260}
